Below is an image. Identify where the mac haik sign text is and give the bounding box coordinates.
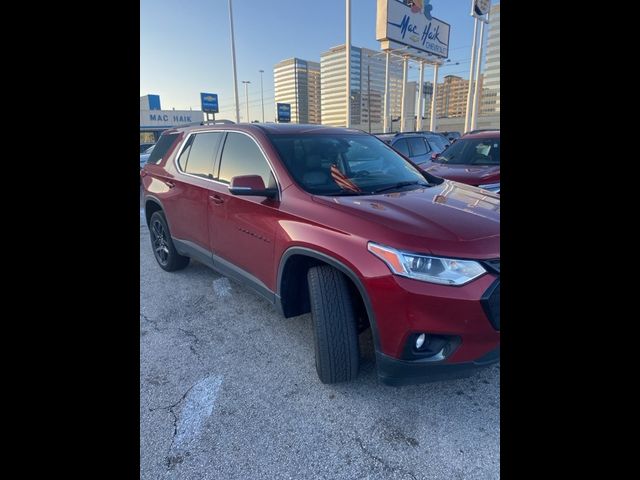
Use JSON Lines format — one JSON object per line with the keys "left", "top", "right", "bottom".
{"left": 377, "top": 0, "right": 450, "bottom": 58}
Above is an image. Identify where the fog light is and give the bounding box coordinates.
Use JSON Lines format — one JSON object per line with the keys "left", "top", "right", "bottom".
{"left": 415, "top": 333, "right": 426, "bottom": 349}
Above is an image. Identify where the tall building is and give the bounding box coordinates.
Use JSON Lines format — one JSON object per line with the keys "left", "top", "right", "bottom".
{"left": 426, "top": 74, "right": 484, "bottom": 119}
{"left": 481, "top": 3, "right": 500, "bottom": 115}
{"left": 273, "top": 58, "right": 321, "bottom": 124}
{"left": 320, "top": 44, "right": 404, "bottom": 132}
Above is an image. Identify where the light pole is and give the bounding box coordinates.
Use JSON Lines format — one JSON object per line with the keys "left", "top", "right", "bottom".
{"left": 400, "top": 56, "right": 408, "bottom": 132}
{"left": 345, "top": 0, "right": 351, "bottom": 128}
{"left": 228, "top": 0, "right": 240, "bottom": 123}
{"left": 470, "top": 14, "right": 488, "bottom": 130}
{"left": 259, "top": 69, "right": 265, "bottom": 123}
{"left": 429, "top": 63, "right": 439, "bottom": 131}
{"left": 242, "top": 81, "right": 251, "bottom": 122}
{"left": 464, "top": 16, "right": 479, "bottom": 133}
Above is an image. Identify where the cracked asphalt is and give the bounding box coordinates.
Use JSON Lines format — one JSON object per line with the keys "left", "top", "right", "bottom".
{"left": 140, "top": 191, "right": 500, "bottom": 480}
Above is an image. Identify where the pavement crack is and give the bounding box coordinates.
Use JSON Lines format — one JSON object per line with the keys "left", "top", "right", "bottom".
{"left": 355, "top": 437, "right": 418, "bottom": 480}
{"left": 140, "top": 313, "right": 161, "bottom": 332}
{"left": 178, "top": 328, "right": 203, "bottom": 364}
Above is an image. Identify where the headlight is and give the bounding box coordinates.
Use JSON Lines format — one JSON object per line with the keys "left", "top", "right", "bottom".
{"left": 478, "top": 182, "right": 500, "bottom": 193}
{"left": 367, "top": 242, "right": 486, "bottom": 286}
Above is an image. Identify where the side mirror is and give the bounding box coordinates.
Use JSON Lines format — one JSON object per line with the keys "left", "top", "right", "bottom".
{"left": 431, "top": 152, "right": 441, "bottom": 161}
{"left": 229, "top": 175, "right": 278, "bottom": 199}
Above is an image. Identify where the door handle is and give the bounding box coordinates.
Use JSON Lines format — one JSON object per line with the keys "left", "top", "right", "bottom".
{"left": 164, "top": 180, "right": 175, "bottom": 188}
{"left": 209, "top": 194, "right": 224, "bottom": 205}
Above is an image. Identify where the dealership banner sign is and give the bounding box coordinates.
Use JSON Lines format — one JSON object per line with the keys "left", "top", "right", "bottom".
{"left": 140, "top": 109, "right": 204, "bottom": 128}
{"left": 376, "top": 0, "right": 450, "bottom": 58}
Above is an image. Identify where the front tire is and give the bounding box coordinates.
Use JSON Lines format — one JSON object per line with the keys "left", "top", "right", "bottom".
{"left": 307, "top": 265, "right": 360, "bottom": 383}
{"left": 149, "top": 211, "right": 190, "bottom": 272}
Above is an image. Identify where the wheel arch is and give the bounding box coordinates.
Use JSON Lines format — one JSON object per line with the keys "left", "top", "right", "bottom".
{"left": 277, "top": 246, "right": 381, "bottom": 350}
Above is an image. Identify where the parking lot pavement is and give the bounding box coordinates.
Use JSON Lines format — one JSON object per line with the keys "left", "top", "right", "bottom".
{"left": 140, "top": 204, "right": 500, "bottom": 480}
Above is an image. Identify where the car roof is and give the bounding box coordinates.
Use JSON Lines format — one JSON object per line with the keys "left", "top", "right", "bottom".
{"left": 168, "top": 123, "right": 367, "bottom": 136}
{"left": 462, "top": 130, "right": 500, "bottom": 139}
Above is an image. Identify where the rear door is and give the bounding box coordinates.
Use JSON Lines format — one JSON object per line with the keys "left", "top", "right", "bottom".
{"left": 207, "top": 131, "right": 279, "bottom": 289}
{"left": 163, "top": 131, "right": 224, "bottom": 250}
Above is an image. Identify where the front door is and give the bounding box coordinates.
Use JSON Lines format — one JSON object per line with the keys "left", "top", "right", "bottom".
{"left": 207, "top": 131, "right": 279, "bottom": 290}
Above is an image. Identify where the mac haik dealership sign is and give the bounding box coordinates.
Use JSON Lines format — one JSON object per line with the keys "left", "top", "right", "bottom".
{"left": 376, "top": 0, "right": 451, "bottom": 58}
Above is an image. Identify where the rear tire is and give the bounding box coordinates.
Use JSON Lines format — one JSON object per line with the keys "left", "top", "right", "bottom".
{"left": 149, "top": 211, "right": 190, "bottom": 272}
{"left": 307, "top": 265, "right": 360, "bottom": 383}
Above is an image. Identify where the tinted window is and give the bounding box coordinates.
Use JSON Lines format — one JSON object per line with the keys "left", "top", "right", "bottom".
{"left": 269, "top": 134, "right": 431, "bottom": 196}
{"left": 424, "top": 134, "right": 448, "bottom": 153}
{"left": 436, "top": 137, "right": 500, "bottom": 165}
{"left": 218, "top": 132, "right": 274, "bottom": 187}
{"left": 393, "top": 139, "right": 410, "bottom": 157}
{"left": 184, "top": 132, "right": 224, "bottom": 178}
{"left": 407, "top": 137, "right": 429, "bottom": 156}
{"left": 146, "top": 133, "right": 178, "bottom": 165}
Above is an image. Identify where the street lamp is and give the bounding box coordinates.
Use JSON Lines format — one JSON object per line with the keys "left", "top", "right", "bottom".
{"left": 259, "top": 70, "right": 265, "bottom": 123}
{"left": 242, "top": 80, "right": 251, "bottom": 122}
{"left": 228, "top": 0, "right": 240, "bottom": 123}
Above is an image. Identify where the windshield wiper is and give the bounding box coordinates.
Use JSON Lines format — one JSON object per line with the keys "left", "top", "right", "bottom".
{"left": 372, "top": 181, "right": 430, "bottom": 194}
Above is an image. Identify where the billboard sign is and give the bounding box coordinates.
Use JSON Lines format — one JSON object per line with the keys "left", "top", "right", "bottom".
{"left": 277, "top": 103, "right": 291, "bottom": 123}
{"left": 376, "top": 0, "right": 450, "bottom": 58}
{"left": 200, "top": 93, "right": 219, "bottom": 114}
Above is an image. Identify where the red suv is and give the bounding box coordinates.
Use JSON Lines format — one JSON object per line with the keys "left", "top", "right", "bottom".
{"left": 141, "top": 124, "right": 500, "bottom": 385}
{"left": 426, "top": 130, "right": 500, "bottom": 194}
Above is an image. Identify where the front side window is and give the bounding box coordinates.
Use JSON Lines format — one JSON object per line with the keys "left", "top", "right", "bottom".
{"left": 269, "top": 134, "right": 432, "bottom": 196}
{"left": 218, "top": 132, "right": 275, "bottom": 187}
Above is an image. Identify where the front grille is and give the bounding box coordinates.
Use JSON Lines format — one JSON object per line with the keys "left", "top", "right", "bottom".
{"left": 481, "top": 280, "right": 500, "bottom": 330}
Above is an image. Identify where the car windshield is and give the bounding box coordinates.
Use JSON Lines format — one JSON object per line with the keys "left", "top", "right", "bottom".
{"left": 269, "top": 134, "right": 432, "bottom": 196}
{"left": 435, "top": 137, "right": 500, "bottom": 166}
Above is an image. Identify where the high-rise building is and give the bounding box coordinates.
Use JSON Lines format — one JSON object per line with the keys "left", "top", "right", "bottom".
{"left": 274, "top": 58, "right": 321, "bottom": 124}
{"left": 481, "top": 3, "right": 500, "bottom": 115}
{"left": 426, "top": 74, "right": 484, "bottom": 119}
{"left": 320, "top": 44, "right": 404, "bottom": 132}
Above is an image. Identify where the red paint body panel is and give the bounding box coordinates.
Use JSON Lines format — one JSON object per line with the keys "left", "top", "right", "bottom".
{"left": 142, "top": 124, "right": 500, "bottom": 366}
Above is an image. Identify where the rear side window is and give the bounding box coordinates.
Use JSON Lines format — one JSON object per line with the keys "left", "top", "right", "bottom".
{"left": 182, "top": 132, "right": 224, "bottom": 178}
{"left": 407, "top": 137, "right": 429, "bottom": 156}
{"left": 393, "top": 139, "right": 410, "bottom": 157}
{"left": 218, "top": 132, "right": 275, "bottom": 187}
{"left": 146, "top": 133, "right": 178, "bottom": 165}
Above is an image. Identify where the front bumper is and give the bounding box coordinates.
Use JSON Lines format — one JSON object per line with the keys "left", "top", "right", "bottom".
{"left": 376, "top": 347, "right": 500, "bottom": 386}
{"left": 365, "top": 270, "right": 500, "bottom": 384}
